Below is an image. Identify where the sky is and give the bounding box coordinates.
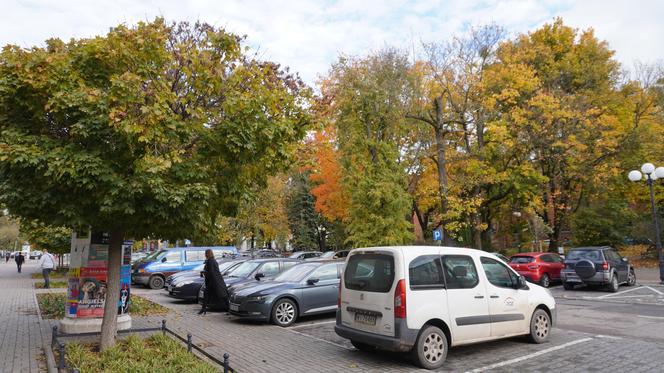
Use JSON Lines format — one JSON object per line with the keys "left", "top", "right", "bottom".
{"left": 1, "top": 0, "right": 662, "bottom": 85}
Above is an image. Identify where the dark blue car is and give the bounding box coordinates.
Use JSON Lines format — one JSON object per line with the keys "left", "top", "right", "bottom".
{"left": 228, "top": 260, "right": 344, "bottom": 327}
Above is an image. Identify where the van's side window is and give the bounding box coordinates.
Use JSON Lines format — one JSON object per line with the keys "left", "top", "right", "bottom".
{"left": 164, "top": 251, "right": 181, "bottom": 263}
{"left": 480, "top": 257, "right": 518, "bottom": 288}
{"left": 409, "top": 255, "right": 445, "bottom": 289}
{"left": 185, "top": 251, "right": 203, "bottom": 262}
{"left": 441, "top": 255, "right": 479, "bottom": 289}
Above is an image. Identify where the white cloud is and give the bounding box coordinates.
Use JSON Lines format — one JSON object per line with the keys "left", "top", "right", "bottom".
{"left": 1, "top": 0, "right": 661, "bottom": 85}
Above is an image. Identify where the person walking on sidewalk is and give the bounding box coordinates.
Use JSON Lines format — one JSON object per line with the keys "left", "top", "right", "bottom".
{"left": 38, "top": 249, "right": 56, "bottom": 288}
{"left": 5, "top": 252, "right": 9, "bottom": 263}
{"left": 15, "top": 252, "right": 25, "bottom": 273}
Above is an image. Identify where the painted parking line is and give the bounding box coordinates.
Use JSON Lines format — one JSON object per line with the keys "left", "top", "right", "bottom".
{"left": 289, "top": 320, "right": 337, "bottom": 329}
{"left": 637, "top": 315, "right": 664, "bottom": 320}
{"left": 465, "top": 337, "right": 594, "bottom": 373}
{"left": 286, "top": 327, "right": 354, "bottom": 351}
{"left": 595, "top": 286, "right": 645, "bottom": 299}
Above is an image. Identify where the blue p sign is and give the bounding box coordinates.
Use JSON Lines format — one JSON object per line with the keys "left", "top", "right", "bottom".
{"left": 433, "top": 229, "right": 442, "bottom": 241}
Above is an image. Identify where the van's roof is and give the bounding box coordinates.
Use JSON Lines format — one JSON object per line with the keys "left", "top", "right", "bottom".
{"left": 351, "top": 246, "right": 487, "bottom": 256}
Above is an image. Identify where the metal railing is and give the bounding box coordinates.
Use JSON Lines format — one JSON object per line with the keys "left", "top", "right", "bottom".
{"left": 51, "top": 319, "right": 234, "bottom": 373}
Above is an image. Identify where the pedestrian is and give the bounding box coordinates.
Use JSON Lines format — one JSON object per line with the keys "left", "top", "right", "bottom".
{"left": 5, "top": 252, "right": 9, "bottom": 263}
{"left": 38, "top": 249, "right": 56, "bottom": 289}
{"left": 15, "top": 252, "right": 25, "bottom": 273}
{"left": 199, "top": 249, "right": 229, "bottom": 315}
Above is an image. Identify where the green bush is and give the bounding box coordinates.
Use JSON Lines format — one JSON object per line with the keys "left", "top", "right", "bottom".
{"left": 64, "top": 334, "right": 218, "bottom": 373}
{"left": 35, "top": 280, "right": 68, "bottom": 289}
{"left": 37, "top": 293, "right": 168, "bottom": 319}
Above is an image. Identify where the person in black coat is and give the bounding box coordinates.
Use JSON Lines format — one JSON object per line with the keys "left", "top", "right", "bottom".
{"left": 15, "top": 252, "right": 25, "bottom": 273}
{"left": 199, "top": 249, "right": 229, "bottom": 315}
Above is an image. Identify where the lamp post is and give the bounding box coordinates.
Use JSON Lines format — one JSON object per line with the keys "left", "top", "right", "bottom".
{"left": 628, "top": 163, "right": 664, "bottom": 284}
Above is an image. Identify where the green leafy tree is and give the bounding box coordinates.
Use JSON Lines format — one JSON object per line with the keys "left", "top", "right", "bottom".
{"left": 19, "top": 220, "right": 71, "bottom": 265}
{"left": 325, "top": 50, "right": 414, "bottom": 246}
{"left": 0, "top": 19, "right": 309, "bottom": 349}
{"left": 286, "top": 172, "right": 327, "bottom": 251}
{"left": 571, "top": 198, "right": 635, "bottom": 247}
{"left": 0, "top": 213, "right": 20, "bottom": 251}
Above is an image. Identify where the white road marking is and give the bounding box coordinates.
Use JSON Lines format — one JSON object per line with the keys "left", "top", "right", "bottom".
{"left": 289, "top": 320, "right": 337, "bottom": 329}
{"left": 286, "top": 328, "right": 354, "bottom": 351}
{"left": 645, "top": 286, "right": 664, "bottom": 295}
{"left": 637, "top": 315, "right": 664, "bottom": 320}
{"left": 596, "top": 286, "right": 644, "bottom": 299}
{"left": 595, "top": 334, "right": 622, "bottom": 339}
{"left": 466, "top": 338, "right": 594, "bottom": 373}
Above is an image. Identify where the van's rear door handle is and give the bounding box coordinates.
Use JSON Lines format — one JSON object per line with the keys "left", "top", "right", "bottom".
{"left": 474, "top": 295, "right": 484, "bottom": 299}
{"left": 490, "top": 295, "right": 499, "bottom": 299}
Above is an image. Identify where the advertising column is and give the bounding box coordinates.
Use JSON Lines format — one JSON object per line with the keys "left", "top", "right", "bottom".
{"left": 60, "top": 230, "right": 132, "bottom": 333}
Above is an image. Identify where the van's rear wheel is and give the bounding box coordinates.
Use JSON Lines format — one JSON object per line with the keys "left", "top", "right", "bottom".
{"left": 148, "top": 275, "right": 164, "bottom": 290}
{"left": 412, "top": 325, "right": 447, "bottom": 370}
{"left": 528, "top": 309, "right": 551, "bottom": 343}
{"left": 351, "top": 340, "right": 376, "bottom": 352}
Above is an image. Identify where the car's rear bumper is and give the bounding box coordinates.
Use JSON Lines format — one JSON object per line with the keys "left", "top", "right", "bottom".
{"left": 561, "top": 270, "right": 610, "bottom": 284}
{"left": 334, "top": 311, "right": 418, "bottom": 352}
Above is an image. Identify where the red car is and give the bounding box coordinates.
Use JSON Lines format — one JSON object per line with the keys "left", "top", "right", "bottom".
{"left": 508, "top": 252, "right": 564, "bottom": 288}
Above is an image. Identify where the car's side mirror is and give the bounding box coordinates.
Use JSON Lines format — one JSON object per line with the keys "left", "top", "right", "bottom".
{"left": 255, "top": 273, "right": 265, "bottom": 281}
{"left": 514, "top": 275, "right": 527, "bottom": 289}
{"left": 307, "top": 278, "right": 319, "bottom": 285}
{"left": 622, "top": 257, "right": 628, "bottom": 262}
{"left": 161, "top": 257, "right": 167, "bottom": 263}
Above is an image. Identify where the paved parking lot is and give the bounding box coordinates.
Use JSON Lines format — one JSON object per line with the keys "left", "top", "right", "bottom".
{"left": 135, "top": 282, "right": 664, "bottom": 373}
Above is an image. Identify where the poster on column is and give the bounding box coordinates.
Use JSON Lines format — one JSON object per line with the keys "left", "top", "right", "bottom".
{"left": 77, "top": 266, "right": 108, "bottom": 318}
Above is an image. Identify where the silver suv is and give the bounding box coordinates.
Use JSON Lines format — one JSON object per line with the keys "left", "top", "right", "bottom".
{"left": 560, "top": 246, "right": 636, "bottom": 292}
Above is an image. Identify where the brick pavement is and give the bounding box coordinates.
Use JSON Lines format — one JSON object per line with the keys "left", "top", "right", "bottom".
{"left": 0, "top": 260, "right": 48, "bottom": 373}
{"left": 134, "top": 288, "right": 664, "bottom": 372}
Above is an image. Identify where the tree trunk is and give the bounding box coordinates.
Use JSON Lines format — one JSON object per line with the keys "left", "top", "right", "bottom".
{"left": 472, "top": 212, "right": 483, "bottom": 251}
{"left": 100, "top": 229, "right": 123, "bottom": 351}
{"left": 433, "top": 97, "right": 454, "bottom": 246}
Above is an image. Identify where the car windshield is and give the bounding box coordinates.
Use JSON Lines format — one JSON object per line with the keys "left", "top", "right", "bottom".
{"left": 226, "top": 261, "right": 260, "bottom": 278}
{"left": 144, "top": 250, "right": 167, "bottom": 261}
{"left": 510, "top": 256, "right": 535, "bottom": 264}
{"left": 567, "top": 250, "right": 602, "bottom": 261}
{"left": 274, "top": 264, "right": 318, "bottom": 282}
{"left": 218, "top": 260, "right": 240, "bottom": 273}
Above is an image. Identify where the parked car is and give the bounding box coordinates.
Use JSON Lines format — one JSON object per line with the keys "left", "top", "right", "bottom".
{"left": 29, "top": 251, "right": 43, "bottom": 260}
{"left": 198, "top": 258, "right": 302, "bottom": 309}
{"left": 228, "top": 260, "right": 345, "bottom": 326}
{"left": 335, "top": 246, "right": 555, "bottom": 370}
{"left": 317, "top": 250, "right": 351, "bottom": 260}
{"left": 560, "top": 246, "right": 636, "bottom": 292}
{"left": 167, "top": 259, "right": 246, "bottom": 301}
{"left": 132, "top": 246, "right": 239, "bottom": 289}
{"left": 289, "top": 251, "right": 323, "bottom": 260}
{"left": 508, "top": 252, "right": 564, "bottom": 288}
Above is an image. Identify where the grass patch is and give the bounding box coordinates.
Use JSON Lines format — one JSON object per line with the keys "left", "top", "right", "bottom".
{"left": 34, "top": 280, "right": 68, "bottom": 289}
{"left": 62, "top": 334, "right": 218, "bottom": 373}
{"left": 37, "top": 293, "right": 168, "bottom": 320}
{"left": 30, "top": 268, "right": 69, "bottom": 279}
{"left": 619, "top": 244, "right": 658, "bottom": 268}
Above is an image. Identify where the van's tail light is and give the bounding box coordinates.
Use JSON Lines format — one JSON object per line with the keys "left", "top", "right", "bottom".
{"left": 338, "top": 281, "right": 342, "bottom": 307}
{"left": 528, "top": 264, "right": 539, "bottom": 270}
{"left": 601, "top": 262, "right": 609, "bottom": 270}
{"left": 394, "top": 279, "right": 406, "bottom": 319}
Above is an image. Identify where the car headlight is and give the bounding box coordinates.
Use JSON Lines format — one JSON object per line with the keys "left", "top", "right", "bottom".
{"left": 247, "top": 295, "right": 267, "bottom": 302}
{"left": 177, "top": 280, "right": 194, "bottom": 286}
{"left": 544, "top": 288, "right": 553, "bottom": 298}
{"left": 138, "top": 269, "right": 145, "bottom": 273}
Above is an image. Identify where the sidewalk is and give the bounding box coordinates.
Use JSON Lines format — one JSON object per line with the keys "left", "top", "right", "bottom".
{"left": 635, "top": 267, "right": 663, "bottom": 284}
{"left": 0, "top": 260, "right": 49, "bottom": 373}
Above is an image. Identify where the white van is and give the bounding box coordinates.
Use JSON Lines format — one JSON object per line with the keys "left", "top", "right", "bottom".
{"left": 335, "top": 246, "right": 556, "bottom": 369}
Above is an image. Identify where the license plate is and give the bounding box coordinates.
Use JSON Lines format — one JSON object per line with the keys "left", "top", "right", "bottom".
{"left": 354, "top": 312, "right": 376, "bottom": 326}
{"left": 168, "top": 285, "right": 173, "bottom": 292}
{"left": 230, "top": 303, "right": 239, "bottom": 312}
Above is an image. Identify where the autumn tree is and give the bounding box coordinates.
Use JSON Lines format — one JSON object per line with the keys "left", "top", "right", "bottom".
{"left": 20, "top": 220, "right": 71, "bottom": 266}
{"left": 324, "top": 50, "right": 414, "bottom": 246}
{"left": 485, "top": 19, "right": 638, "bottom": 250}
{"left": 0, "top": 19, "right": 309, "bottom": 349}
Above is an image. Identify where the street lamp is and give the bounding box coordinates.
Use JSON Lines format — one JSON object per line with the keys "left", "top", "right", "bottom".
{"left": 628, "top": 163, "right": 664, "bottom": 284}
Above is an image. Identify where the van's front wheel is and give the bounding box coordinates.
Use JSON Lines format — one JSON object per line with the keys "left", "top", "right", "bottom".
{"left": 528, "top": 309, "right": 551, "bottom": 343}
{"left": 412, "top": 325, "right": 448, "bottom": 370}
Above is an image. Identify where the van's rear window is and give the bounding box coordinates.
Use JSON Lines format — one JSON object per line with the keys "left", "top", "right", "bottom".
{"left": 510, "top": 256, "right": 534, "bottom": 264}
{"left": 344, "top": 254, "right": 395, "bottom": 293}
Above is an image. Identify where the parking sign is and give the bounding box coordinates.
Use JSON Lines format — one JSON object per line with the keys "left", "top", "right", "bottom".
{"left": 433, "top": 229, "right": 442, "bottom": 241}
